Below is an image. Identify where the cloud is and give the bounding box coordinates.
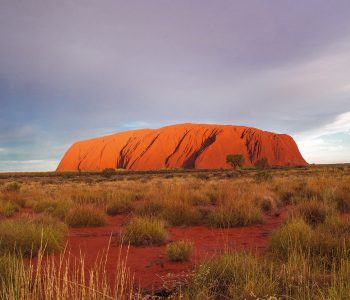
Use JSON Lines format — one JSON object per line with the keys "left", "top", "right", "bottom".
{"left": 0, "top": 160, "right": 59, "bottom": 172}
{"left": 296, "top": 111, "right": 350, "bottom": 140}
{"left": 295, "top": 112, "right": 350, "bottom": 163}
{"left": 1, "top": 1, "right": 350, "bottom": 170}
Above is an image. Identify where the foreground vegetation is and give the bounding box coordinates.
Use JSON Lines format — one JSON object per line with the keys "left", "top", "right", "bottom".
{"left": 0, "top": 164, "right": 349, "bottom": 298}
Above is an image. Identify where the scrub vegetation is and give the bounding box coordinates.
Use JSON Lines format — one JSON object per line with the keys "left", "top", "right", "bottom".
{"left": 0, "top": 164, "right": 349, "bottom": 298}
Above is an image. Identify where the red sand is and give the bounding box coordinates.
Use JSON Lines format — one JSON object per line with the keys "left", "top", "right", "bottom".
{"left": 11, "top": 207, "right": 287, "bottom": 290}
{"left": 57, "top": 123, "right": 307, "bottom": 171}
{"left": 64, "top": 210, "right": 287, "bottom": 290}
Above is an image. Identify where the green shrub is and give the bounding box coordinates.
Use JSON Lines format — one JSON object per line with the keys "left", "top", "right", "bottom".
{"left": 161, "top": 204, "right": 202, "bottom": 226}
{"left": 190, "top": 251, "right": 276, "bottom": 298}
{"left": 65, "top": 206, "right": 106, "bottom": 227}
{"left": 190, "top": 191, "right": 211, "bottom": 206}
{"left": 268, "top": 218, "right": 313, "bottom": 260}
{"left": 254, "top": 171, "right": 273, "bottom": 182}
{"left": 2, "top": 182, "right": 21, "bottom": 193}
{"left": 226, "top": 154, "right": 244, "bottom": 169}
{"left": 106, "top": 198, "right": 133, "bottom": 215}
{"left": 255, "top": 157, "right": 269, "bottom": 169}
{"left": 208, "top": 203, "right": 263, "bottom": 227}
{"left": 291, "top": 200, "right": 331, "bottom": 226}
{"left": 0, "top": 216, "right": 67, "bottom": 257}
{"left": 294, "top": 183, "right": 321, "bottom": 200}
{"left": 332, "top": 188, "right": 350, "bottom": 212}
{"left": 268, "top": 218, "right": 350, "bottom": 266}
{"left": 195, "top": 173, "right": 210, "bottom": 180}
{"left": 0, "top": 201, "right": 20, "bottom": 217}
{"left": 280, "top": 191, "right": 294, "bottom": 205}
{"left": 134, "top": 200, "right": 165, "bottom": 217}
{"left": 34, "top": 200, "right": 71, "bottom": 220}
{"left": 205, "top": 190, "right": 218, "bottom": 205}
{"left": 165, "top": 240, "right": 193, "bottom": 262}
{"left": 258, "top": 195, "right": 276, "bottom": 213}
{"left": 101, "top": 168, "right": 116, "bottom": 178}
{"left": 121, "top": 216, "right": 167, "bottom": 246}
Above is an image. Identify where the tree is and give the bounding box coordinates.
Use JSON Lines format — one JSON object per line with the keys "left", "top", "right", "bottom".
{"left": 255, "top": 157, "right": 269, "bottom": 169}
{"left": 101, "top": 168, "right": 116, "bottom": 178}
{"left": 226, "top": 154, "right": 244, "bottom": 169}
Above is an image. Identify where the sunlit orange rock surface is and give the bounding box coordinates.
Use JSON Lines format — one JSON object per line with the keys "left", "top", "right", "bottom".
{"left": 57, "top": 123, "right": 307, "bottom": 171}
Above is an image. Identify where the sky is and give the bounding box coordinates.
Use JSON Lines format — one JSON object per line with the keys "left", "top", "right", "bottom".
{"left": 0, "top": 0, "right": 350, "bottom": 171}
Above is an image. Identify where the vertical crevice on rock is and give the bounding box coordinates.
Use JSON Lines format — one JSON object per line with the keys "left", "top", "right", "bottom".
{"left": 182, "top": 129, "right": 221, "bottom": 169}
{"left": 165, "top": 130, "right": 190, "bottom": 166}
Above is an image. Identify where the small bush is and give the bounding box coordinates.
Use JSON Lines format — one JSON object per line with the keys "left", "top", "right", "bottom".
{"left": 195, "top": 173, "right": 209, "bottom": 180}
{"left": 0, "top": 201, "right": 20, "bottom": 217}
{"left": 205, "top": 190, "right": 218, "bottom": 205}
{"left": 106, "top": 198, "right": 133, "bottom": 215}
{"left": 320, "top": 216, "right": 350, "bottom": 236}
{"left": 121, "top": 216, "right": 167, "bottom": 246}
{"left": 226, "top": 154, "right": 244, "bottom": 169}
{"left": 294, "top": 183, "right": 321, "bottom": 201}
{"left": 190, "top": 191, "right": 211, "bottom": 206}
{"left": 280, "top": 191, "right": 294, "bottom": 205}
{"left": 0, "top": 215, "right": 67, "bottom": 257}
{"left": 165, "top": 240, "right": 193, "bottom": 262}
{"left": 2, "top": 182, "right": 21, "bottom": 193}
{"left": 65, "top": 206, "right": 106, "bottom": 227}
{"left": 161, "top": 204, "right": 202, "bottom": 226}
{"left": 268, "top": 218, "right": 350, "bottom": 266}
{"left": 34, "top": 200, "right": 71, "bottom": 220}
{"left": 292, "top": 200, "right": 331, "bottom": 226}
{"left": 255, "top": 157, "right": 269, "bottom": 169}
{"left": 190, "top": 251, "right": 276, "bottom": 298}
{"left": 254, "top": 171, "right": 273, "bottom": 182}
{"left": 101, "top": 168, "right": 116, "bottom": 178}
{"left": 258, "top": 195, "right": 276, "bottom": 213}
{"left": 268, "top": 218, "right": 313, "bottom": 260}
{"left": 134, "top": 200, "right": 165, "bottom": 217}
{"left": 333, "top": 188, "right": 350, "bottom": 212}
{"left": 208, "top": 202, "right": 263, "bottom": 227}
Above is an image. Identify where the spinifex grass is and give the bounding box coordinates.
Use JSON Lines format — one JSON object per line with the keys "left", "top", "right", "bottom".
{"left": 65, "top": 206, "right": 106, "bottom": 227}
{"left": 0, "top": 215, "right": 67, "bottom": 257}
{"left": 208, "top": 201, "right": 263, "bottom": 227}
{"left": 165, "top": 240, "right": 193, "bottom": 262}
{"left": 121, "top": 216, "right": 167, "bottom": 246}
{"left": 0, "top": 200, "right": 20, "bottom": 217}
{"left": 0, "top": 242, "right": 138, "bottom": 300}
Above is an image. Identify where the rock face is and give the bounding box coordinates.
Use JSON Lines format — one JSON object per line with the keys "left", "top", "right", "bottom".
{"left": 57, "top": 123, "right": 307, "bottom": 171}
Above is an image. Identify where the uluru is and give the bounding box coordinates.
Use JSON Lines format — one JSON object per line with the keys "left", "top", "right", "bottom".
{"left": 57, "top": 123, "right": 307, "bottom": 171}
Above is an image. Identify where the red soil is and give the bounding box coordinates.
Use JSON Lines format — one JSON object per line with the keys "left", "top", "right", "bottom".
{"left": 8, "top": 207, "right": 287, "bottom": 290}
{"left": 63, "top": 210, "right": 288, "bottom": 290}
{"left": 57, "top": 123, "right": 307, "bottom": 171}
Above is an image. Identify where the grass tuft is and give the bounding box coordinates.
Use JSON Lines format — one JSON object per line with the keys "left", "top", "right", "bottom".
{"left": 134, "top": 200, "right": 165, "bottom": 217}
{"left": 161, "top": 204, "right": 202, "bottom": 226}
{"left": 2, "top": 182, "right": 21, "bottom": 193}
{"left": 189, "top": 251, "right": 276, "bottom": 299}
{"left": 291, "top": 199, "right": 331, "bottom": 226}
{"left": 0, "top": 215, "right": 67, "bottom": 257}
{"left": 106, "top": 198, "right": 133, "bottom": 215}
{"left": 165, "top": 240, "right": 193, "bottom": 262}
{"left": 121, "top": 216, "right": 167, "bottom": 246}
{"left": 34, "top": 200, "right": 71, "bottom": 220}
{"left": 65, "top": 206, "right": 106, "bottom": 227}
{"left": 208, "top": 202, "right": 263, "bottom": 227}
{"left": 0, "top": 200, "right": 20, "bottom": 217}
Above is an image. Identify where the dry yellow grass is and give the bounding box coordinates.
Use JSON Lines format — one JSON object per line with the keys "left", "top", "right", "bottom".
{"left": 0, "top": 165, "right": 350, "bottom": 298}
